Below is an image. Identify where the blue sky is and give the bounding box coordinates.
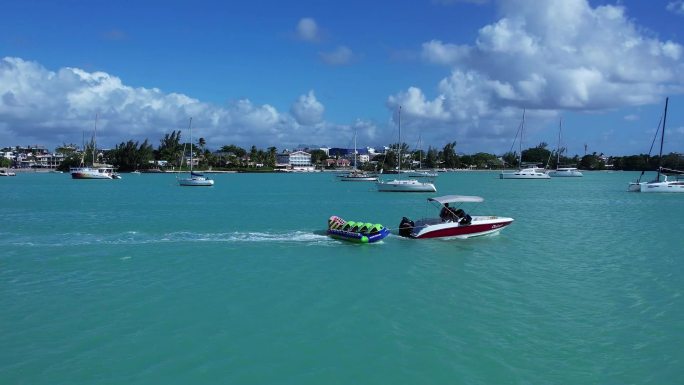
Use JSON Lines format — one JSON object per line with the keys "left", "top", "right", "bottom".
{"left": 1, "top": 0, "right": 683, "bottom": 156}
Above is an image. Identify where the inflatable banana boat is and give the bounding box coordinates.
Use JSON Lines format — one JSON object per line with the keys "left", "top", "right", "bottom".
{"left": 327, "top": 216, "right": 390, "bottom": 244}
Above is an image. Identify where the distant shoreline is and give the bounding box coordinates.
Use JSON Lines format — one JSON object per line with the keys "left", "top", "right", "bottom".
{"left": 5, "top": 167, "right": 615, "bottom": 174}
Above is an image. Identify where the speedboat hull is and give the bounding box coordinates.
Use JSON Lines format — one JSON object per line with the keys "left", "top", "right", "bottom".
{"left": 407, "top": 216, "right": 514, "bottom": 239}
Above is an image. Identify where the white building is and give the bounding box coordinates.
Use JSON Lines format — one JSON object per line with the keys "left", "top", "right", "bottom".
{"left": 276, "top": 150, "right": 314, "bottom": 171}
{"left": 289, "top": 151, "right": 311, "bottom": 166}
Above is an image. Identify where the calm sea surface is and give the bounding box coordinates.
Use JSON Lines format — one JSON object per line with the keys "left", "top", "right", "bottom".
{"left": 1, "top": 171, "right": 682, "bottom": 384}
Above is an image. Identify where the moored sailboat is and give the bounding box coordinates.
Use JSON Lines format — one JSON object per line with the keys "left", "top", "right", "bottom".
{"left": 376, "top": 106, "right": 436, "bottom": 192}
{"left": 178, "top": 118, "right": 214, "bottom": 187}
{"left": 547, "top": 118, "right": 583, "bottom": 177}
{"left": 500, "top": 110, "right": 550, "bottom": 180}
{"left": 340, "top": 129, "right": 378, "bottom": 182}
{"left": 71, "top": 114, "right": 121, "bottom": 180}
{"left": 628, "top": 97, "right": 684, "bottom": 193}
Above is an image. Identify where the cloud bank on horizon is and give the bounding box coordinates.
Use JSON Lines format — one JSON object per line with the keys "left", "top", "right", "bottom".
{"left": 395, "top": 0, "right": 684, "bottom": 142}
{"left": 0, "top": 0, "right": 682, "bottom": 154}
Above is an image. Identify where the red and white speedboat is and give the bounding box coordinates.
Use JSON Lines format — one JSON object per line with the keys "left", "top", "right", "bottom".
{"left": 398, "top": 195, "right": 514, "bottom": 239}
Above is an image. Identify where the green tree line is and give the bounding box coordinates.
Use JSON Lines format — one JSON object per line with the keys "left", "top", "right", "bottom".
{"left": 51, "top": 132, "right": 681, "bottom": 172}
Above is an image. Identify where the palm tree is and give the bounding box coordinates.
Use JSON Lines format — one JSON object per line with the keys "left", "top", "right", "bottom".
{"left": 249, "top": 145, "right": 258, "bottom": 167}
{"left": 267, "top": 147, "right": 277, "bottom": 168}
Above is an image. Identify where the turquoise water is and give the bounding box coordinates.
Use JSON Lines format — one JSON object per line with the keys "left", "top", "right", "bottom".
{"left": 1, "top": 171, "right": 682, "bottom": 384}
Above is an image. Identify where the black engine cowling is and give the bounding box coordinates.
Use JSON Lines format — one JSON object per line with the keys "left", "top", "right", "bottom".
{"left": 398, "top": 217, "right": 414, "bottom": 237}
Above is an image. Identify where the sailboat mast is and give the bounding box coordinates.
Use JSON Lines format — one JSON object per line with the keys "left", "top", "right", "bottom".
{"left": 93, "top": 113, "right": 98, "bottom": 166}
{"left": 657, "top": 97, "right": 669, "bottom": 181}
{"left": 418, "top": 132, "right": 422, "bottom": 170}
{"left": 188, "top": 117, "right": 193, "bottom": 173}
{"left": 398, "top": 106, "right": 402, "bottom": 171}
{"left": 556, "top": 118, "right": 562, "bottom": 168}
{"left": 353, "top": 129, "right": 357, "bottom": 170}
{"left": 519, "top": 109, "right": 525, "bottom": 167}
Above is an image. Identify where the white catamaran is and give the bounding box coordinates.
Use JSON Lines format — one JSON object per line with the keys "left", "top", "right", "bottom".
{"left": 500, "top": 110, "right": 550, "bottom": 180}
{"left": 547, "top": 118, "right": 583, "bottom": 177}
{"left": 628, "top": 97, "right": 684, "bottom": 193}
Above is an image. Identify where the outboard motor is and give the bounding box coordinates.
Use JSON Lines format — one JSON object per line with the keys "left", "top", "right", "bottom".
{"left": 399, "top": 217, "right": 414, "bottom": 238}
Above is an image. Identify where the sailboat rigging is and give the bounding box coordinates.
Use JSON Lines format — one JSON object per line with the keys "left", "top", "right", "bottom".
{"left": 178, "top": 118, "right": 214, "bottom": 187}
{"left": 407, "top": 131, "right": 438, "bottom": 178}
{"left": 547, "top": 118, "right": 583, "bottom": 177}
{"left": 70, "top": 113, "right": 120, "bottom": 180}
{"left": 499, "top": 109, "right": 550, "bottom": 179}
{"left": 376, "top": 106, "right": 437, "bottom": 192}
{"left": 339, "top": 128, "right": 378, "bottom": 181}
{"left": 628, "top": 97, "right": 684, "bottom": 193}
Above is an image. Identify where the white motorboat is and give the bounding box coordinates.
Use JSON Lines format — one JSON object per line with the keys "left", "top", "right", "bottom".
{"left": 398, "top": 195, "right": 514, "bottom": 239}
{"left": 547, "top": 167, "right": 583, "bottom": 177}
{"left": 71, "top": 165, "right": 119, "bottom": 179}
{"left": 376, "top": 179, "right": 436, "bottom": 192}
{"left": 0, "top": 168, "right": 16, "bottom": 176}
{"left": 628, "top": 98, "right": 683, "bottom": 193}
{"left": 500, "top": 166, "right": 550, "bottom": 179}
{"left": 178, "top": 118, "right": 214, "bottom": 187}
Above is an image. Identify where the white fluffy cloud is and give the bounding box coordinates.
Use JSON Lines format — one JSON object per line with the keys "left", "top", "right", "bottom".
{"left": 296, "top": 18, "right": 319, "bottom": 42}
{"left": 319, "top": 46, "right": 354, "bottom": 66}
{"left": 290, "top": 90, "right": 324, "bottom": 126}
{"left": 394, "top": 0, "right": 684, "bottom": 148}
{"left": 0, "top": 57, "right": 344, "bottom": 149}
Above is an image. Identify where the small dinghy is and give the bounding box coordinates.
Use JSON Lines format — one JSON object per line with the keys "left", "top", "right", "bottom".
{"left": 327, "top": 216, "right": 390, "bottom": 244}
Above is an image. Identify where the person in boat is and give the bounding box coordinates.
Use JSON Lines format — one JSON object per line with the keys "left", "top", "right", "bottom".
{"left": 440, "top": 203, "right": 450, "bottom": 222}
{"left": 440, "top": 203, "right": 458, "bottom": 222}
